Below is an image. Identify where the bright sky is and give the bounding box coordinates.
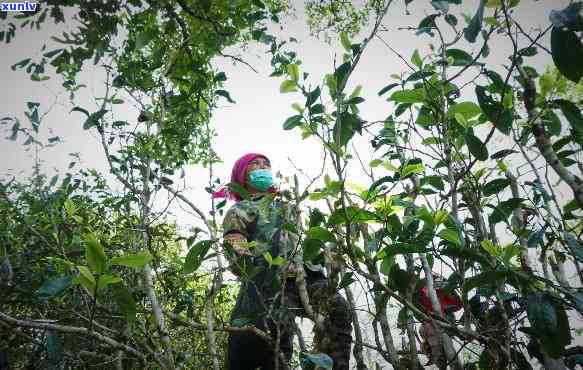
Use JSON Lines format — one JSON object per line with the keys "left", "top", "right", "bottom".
{"left": 1, "top": 1, "right": 568, "bottom": 216}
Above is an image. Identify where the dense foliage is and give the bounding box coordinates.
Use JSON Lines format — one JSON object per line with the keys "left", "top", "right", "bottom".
{"left": 1, "top": 0, "right": 583, "bottom": 369}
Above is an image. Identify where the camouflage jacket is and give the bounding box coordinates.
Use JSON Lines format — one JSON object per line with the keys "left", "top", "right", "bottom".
{"left": 222, "top": 194, "right": 323, "bottom": 321}
{"left": 222, "top": 194, "right": 298, "bottom": 263}
{"left": 223, "top": 193, "right": 325, "bottom": 270}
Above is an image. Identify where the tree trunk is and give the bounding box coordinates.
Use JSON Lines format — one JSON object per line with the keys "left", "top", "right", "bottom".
{"left": 345, "top": 285, "right": 368, "bottom": 370}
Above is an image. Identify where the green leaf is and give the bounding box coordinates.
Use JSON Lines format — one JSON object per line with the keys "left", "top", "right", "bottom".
{"left": 418, "top": 14, "right": 438, "bottom": 35}
{"left": 379, "top": 256, "right": 396, "bottom": 275}
{"left": 338, "top": 272, "right": 355, "bottom": 289}
{"left": 455, "top": 112, "right": 467, "bottom": 126}
{"left": 11, "top": 58, "right": 31, "bottom": 70}
{"left": 183, "top": 240, "right": 213, "bottom": 274}
{"left": 433, "top": 210, "right": 449, "bottom": 225}
{"left": 368, "top": 176, "right": 393, "bottom": 195}
{"left": 328, "top": 206, "right": 376, "bottom": 225}
{"left": 385, "top": 243, "right": 428, "bottom": 256}
{"left": 463, "top": 270, "right": 507, "bottom": 294}
{"left": 481, "top": 239, "right": 502, "bottom": 257}
{"left": 431, "top": 1, "right": 449, "bottom": 13}
{"left": 49, "top": 175, "right": 59, "bottom": 187}
{"left": 112, "top": 283, "right": 136, "bottom": 324}
{"left": 37, "top": 276, "right": 73, "bottom": 299}
{"left": 109, "top": 252, "right": 152, "bottom": 269}
{"left": 400, "top": 162, "right": 425, "bottom": 179}
{"left": 263, "top": 251, "right": 273, "bottom": 266}
{"left": 77, "top": 265, "right": 96, "bottom": 294}
{"left": 83, "top": 109, "right": 107, "bottom": 130}
{"left": 215, "top": 89, "right": 235, "bottom": 103}
{"left": 300, "top": 352, "right": 333, "bottom": 370}
{"left": 378, "top": 83, "right": 399, "bottom": 96}
{"left": 370, "top": 159, "right": 382, "bottom": 168}
{"left": 527, "top": 292, "right": 571, "bottom": 358}
{"left": 283, "top": 115, "right": 303, "bottom": 130}
{"left": 411, "top": 49, "right": 422, "bottom": 68}
{"left": 231, "top": 318, "right": 253, "bottom": 327}
{"left": 465, "top": 133, "right": 488, "bottom": 161}
{"left": 395, "top": 103, "right": 411, "bottom": 117}
{"left": 489, "top": 198, "right": 525, "bottom": 224}
{"left": 307, "top": 226, "right": 335, "bottom": 243}
{"left": 43, "top": 48, "right": 63, "bottom": 58}
{"left": 309, "top": 208, "right": 325, "bottom": 228}
{"left": 389, "top": 266, "right": 415, "bottom": 292}
{"left": 333, "top": 112, "right": 360, "bottom": 147}
{"left": 97, "top": 274, "right": 122, "bottom": 291}
{"left": 227, "top": 182, "right": 250, "bottom": 200}
{"left": 421, "top": 175, "right": 445, "bottom": 190}
{"left": 485, "top": 0, "right": 520, "bottom": 7}
{"left": 443, "top": 246, "right": 491, "bottom": 266}
{"left": 464, "top": 0, "right": 485, "bottom": 43}
{"left": 389, "top": 89, "right": 425, "bottom": 103}
{"left": 71, "top": 106, "right": 89, "bottom": 118}
{"left": 550, "top": 3, "right": 583, "bottom": 31}
{"left": 214, "top": 72, "right": 227, "bottom": 82}
{"left": 551, "top": 27, "right": 583, "bottom": 83}
{"left": 447, "top": 102, "right": 481, "bottom": 120}
{"left": 445, "top": 14, "right": 458, "bottom": 26}
{"left": 543, "top": 109, "right": 562, "bottom": 136}
{"left": 280, "top": 79, "right": 297, "bottom": 93}
{"left": 446, "top": 48, "right": 473, "bottom": 66}
{"left": 306, "top": 86, "right": 321, "bottom": 107}
{"left": 340, "top": 31, "right": 351, "bottom": 52}
{"left": 490, "top": 149, "right": 517, "bottom": 160}
{"left": 84, "top": 234, "right": 107, "bottom": 274}
{"left": 303, "top": 239, "right": 323, "bottom": 262}
{"left": 325, "top": 74, "right": 337, "bottom": 94}
{"left": 476, "top": 85, "right": 512, "bottom": 134}
{"left": 483, "top": 178, "right": 510, "bottom": 196}
{"left": 135, "top": 29, "right": 155, "bottom": 49}
{"left": 334, "top": 62, "right": 351, "bottom": 92}
{"left": 554, "top": 99, "right": 583, "bottom": 137}
{"left": 272, "top": 256, "right": 285, "bottom": 266}
{"left": 286, "top": 64, "right": 300, "bottom": 82}
{"left": 439, "top": 228, "right": 460, "bottom": 246}
{"left": 310, "top": 104, "right": 324, "bottom": 115}
{"left": 346, "top": 96, "right": 365, "bottom": 105}
{"left": 519, "top": 46, "right": 538, "bottom": 57}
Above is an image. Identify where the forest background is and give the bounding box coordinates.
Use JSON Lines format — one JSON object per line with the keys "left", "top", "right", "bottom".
{"left": 1, "top": 0, "right": 583, "bottom": 369}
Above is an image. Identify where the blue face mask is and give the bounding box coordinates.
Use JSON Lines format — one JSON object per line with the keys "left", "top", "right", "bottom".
{"left": 248, "top": 169, "right": 274, "bottom": 192}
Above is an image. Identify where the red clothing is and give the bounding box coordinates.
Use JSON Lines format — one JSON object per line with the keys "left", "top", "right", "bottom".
{"left": 419, "top": 286, "right": 463, "bottom": 316}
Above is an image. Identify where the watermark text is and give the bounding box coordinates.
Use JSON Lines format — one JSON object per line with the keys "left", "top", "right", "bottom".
{"left": 1, "top": 2, "right": 38, "bottom": 12}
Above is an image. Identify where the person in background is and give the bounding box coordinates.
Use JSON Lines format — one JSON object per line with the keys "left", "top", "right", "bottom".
{"left": 417, "top": 276, "right": 463, "bottom": 369}
{"left": 213, "top": 153, "right": 352, "bottom": 370}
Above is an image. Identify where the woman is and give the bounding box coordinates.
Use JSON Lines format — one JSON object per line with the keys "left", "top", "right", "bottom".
{"left": 417, "top": 276, "right": 463, "bottom": 369}
{"left": 213, "top": 153, "right": 352, "bottom": 370}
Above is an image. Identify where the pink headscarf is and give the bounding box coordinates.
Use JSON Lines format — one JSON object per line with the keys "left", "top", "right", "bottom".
{"left": 212, "top": 153, "right": 273, "bottom": 202}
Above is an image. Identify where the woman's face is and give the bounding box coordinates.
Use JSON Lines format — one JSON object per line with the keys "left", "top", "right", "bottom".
{"left": 245, "top": 157, "right": 271, "bottom": 190}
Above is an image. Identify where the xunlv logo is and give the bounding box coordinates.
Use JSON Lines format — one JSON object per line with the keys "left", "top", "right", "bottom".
{"left": 1, "top": 2, "right": 38, "bottom": 11}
